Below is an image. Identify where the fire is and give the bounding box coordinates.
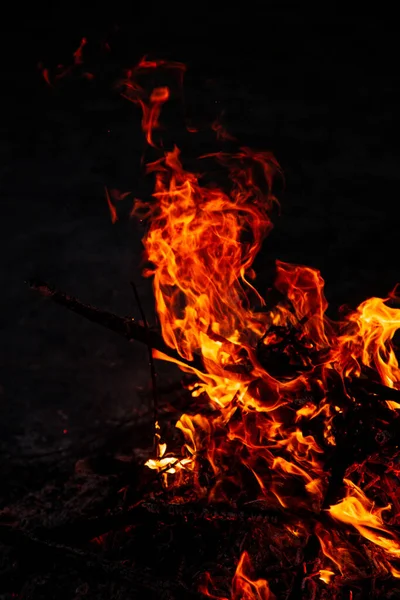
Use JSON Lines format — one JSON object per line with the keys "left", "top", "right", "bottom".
{"left": 120, "top": 58, "right": 185, "bottom": 147}
{"left": 38, "top": 37, "right": 93, "bottom": 86}
{"left": 319, "top": 569, "right": 335, "bottom": 584}
{"left": 116, "top": 58, "right": 400, "bottom": 597}
{"left": 336, "top": 296, "right": 400, "bottom": 391}
{"left": 200, "top": 551, "right": 275, "bottom": 600}
{"left": 135, "top": 143, "right": 279, "bottom": 364}
{"left": 329, "top": 479, "right": 400, "bottom": 560}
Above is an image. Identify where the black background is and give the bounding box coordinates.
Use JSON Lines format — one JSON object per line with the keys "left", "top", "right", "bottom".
{"left": 0, "top": 5, "right": 398, "bottom": 499}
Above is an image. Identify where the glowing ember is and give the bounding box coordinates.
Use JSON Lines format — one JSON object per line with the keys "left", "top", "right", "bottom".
{"left": 113, "top": 58, "right": 400, "bottom": 597}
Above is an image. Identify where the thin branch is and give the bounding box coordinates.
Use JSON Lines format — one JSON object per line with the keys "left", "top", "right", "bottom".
{"left": 28, "top": 278, "right": 202, "bottom": 372}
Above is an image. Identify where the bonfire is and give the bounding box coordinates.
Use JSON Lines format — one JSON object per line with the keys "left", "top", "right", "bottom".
{"left": 12, "top": 56, "right": 400, "bottom": 599}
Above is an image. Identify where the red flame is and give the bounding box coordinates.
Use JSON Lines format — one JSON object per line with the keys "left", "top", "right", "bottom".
{"left": 39, "top": 37, "right": 92, "bottom": 86}
{"left": 119, "top": 58, "right": 185, "bottom": 147}
{"left": 212, "top": 113, "right": 236, "bottom": 142}
{"left": 105, "top": 186, "right": 118, "bottom": 224}
{"left": 73, "top": 37, "right": 87, "bottom": 64}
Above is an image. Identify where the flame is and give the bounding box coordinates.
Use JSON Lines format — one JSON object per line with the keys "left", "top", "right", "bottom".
{"left": 200, "top": 551, "right": 274, "bottom": 600}
{"left": 329, "top": 479, "right": 400, "bottom": 559}
{"left": 39, "top": 37, "right": 91, "bottom": 86}
{"left": 212, "top": 113, "right": 236, "bottom": 142}
{"left": 336, "top": 296, "right": 400, "bottom": 391}
{"left": 73, "top": 37, "right": 87, "bottom": 65}
{"left": 136, "top": 144, "right": 279, "bottom": 363}
{"left": 105, "top": 186, "right": 118, "bottom": 224}
{"left": 117, "top": 58, "right": 400, "bottom": 595}
{"left": 119, "top": 58, "right": 185, "bottom": 147}
{"left": 319, "top": 569, "right": 335, "bottom": 584}
{"left": 231, "top": 552, "right": 275, "bottom": 600}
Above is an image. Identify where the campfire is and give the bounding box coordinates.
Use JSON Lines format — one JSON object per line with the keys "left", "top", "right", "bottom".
{"left": 8, "top": 57, "right": 400, "bottom": 599}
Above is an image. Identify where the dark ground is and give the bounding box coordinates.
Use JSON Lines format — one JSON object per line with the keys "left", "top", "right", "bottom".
{"left": 0, "top": 7, "right": 399, "bottom": 504}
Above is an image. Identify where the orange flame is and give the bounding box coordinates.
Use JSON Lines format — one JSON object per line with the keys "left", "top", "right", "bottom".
{"left": 329, "top": 479, "right": 400, "bottom": 559}
{"left": 137, "top": 144, "right": 279, "bottom": 363}
{"left": 200, "top": 551, "right": 275, "bottom": 600}
{"left": 119, "top": 58, "right": 400, "bottom": 593}
{"left": 336, "top": 296, "right": 400, "bottom": 391}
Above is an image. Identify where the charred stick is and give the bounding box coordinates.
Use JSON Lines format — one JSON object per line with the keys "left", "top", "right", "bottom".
{"left": 27, "top": 279, "right": 271, "bottom": 384}
{"left": 29, "top": 279, "right": 202, "bottom": 372}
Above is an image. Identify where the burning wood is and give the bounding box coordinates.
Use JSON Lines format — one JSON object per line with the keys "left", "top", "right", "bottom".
{"left": 25, "top": 58, "right": 400, "bottom": 599}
